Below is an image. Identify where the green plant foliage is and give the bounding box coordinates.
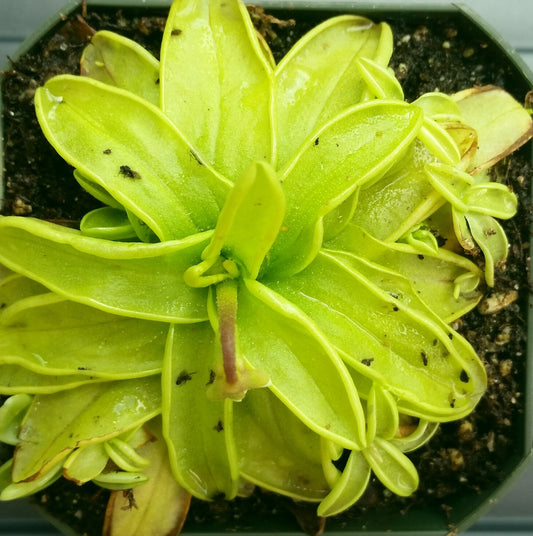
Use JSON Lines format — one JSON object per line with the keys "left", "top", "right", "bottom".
{"left": 80, "top": 30, "right": 160, "bottom": 105}
{"left": 1, "top": 0, "right": 532, "bottom": 533}
{"left": 102, "top": 419, "right": 191, "bottom": 536}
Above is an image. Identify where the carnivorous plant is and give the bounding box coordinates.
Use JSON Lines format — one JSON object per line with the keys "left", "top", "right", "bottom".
{"left": 1, "top": 1, "right": 532, "bottom": 534}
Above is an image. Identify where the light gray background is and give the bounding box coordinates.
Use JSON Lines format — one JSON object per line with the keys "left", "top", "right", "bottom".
{"left": 0, "top": 0, "right": 532, "bottom": 534}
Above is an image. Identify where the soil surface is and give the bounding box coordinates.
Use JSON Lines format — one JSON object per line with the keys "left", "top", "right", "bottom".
{"left": 1, "top": 4, "right": 532, "bottom": 536}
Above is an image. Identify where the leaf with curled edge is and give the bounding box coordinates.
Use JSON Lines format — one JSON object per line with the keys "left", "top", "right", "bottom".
{"left": 266, "top": 250, "right": 486, "bottom": 421}
{"left": 268, "top": 101, "right": 423, "bottom": 277}
{"left": 363, "top": 436, "right": 418, "bottom": 497}
{"left": 317, "top": 450, "right": 370, "bottom": 517}
{"left": 411, "top": 93, "right": 477, "bottom": 170}
{"left": 0, "top": 458, "right": 63, "bottom": 501}
{"left": 80, "top": 207, "right": 138, "bottom": 241}
{"left": 0, "top": 216, "right": 210, "bottom": 322}
{"left": 366, "top": 383, "right": 399, "bottom": 443}
{"left": 103, "top": 422, "right": 191, "bottom": 536}
{"left": 237, "top": 279, "right": 366, "bottom": 451}
{"left": 0, "top": 366, "right": 105, "bottom": 395}
{"left": 12, "top": 376, "right": 161, "bottom": 483}
{"left": 0, "top": 273, "right": 48, "bottom": 310}
{"left": 0, "top": 394, "right": 32, "bottom": 445}
{"left": 412, "top": 92, "right": 463, "bottom": 123}
{"left": 0, "top": 294, "right": 165, "bottom": 379}
{"left": 276, "top": 15, "right": 393, "bottom": 166}
{"left": 425, "top": 163, "right": 517, "bottom": 287}
{"left": 418, "top": 117, "right": 461, "bottom": 165}
{"left": 463, "top": 182, "right": 517, "bottom": 219}
{"left": 331, "top": 250, "right": 487, "bottom": 420}
{"left": 200, "top": 161, "right": 285, "bottom": 280}
{"left": 356, "top": 57, "right": 404, "bottom": 101}
{"left": 63, "top": 442, "right": 109, "bottom": 485}
{"left": 63, "top": 425, "right": 151, "bottom": 486}
{"left": 326, "top": 223, "right": 482, "bottom": 322}
{"left": 465, "top": 213, "right": 508, "bottom": 288}
{"left": 81, "top": 30, "right": 160, "bottom": 104}
{"left": 391, "top": 418, "right": 439, "bottom": 453}
{"left": 317, "top": 450, "right": 371, "bottom": 517}
{"left": 160, "top": 0, "right": 274, "bottom": 180}
{"left": 162, "top": 322, "right": 239, "bottom": 501}
{"left": 453, "top": 85, "right": 533, "bottom": 174}
{"left": 233, "top": 387, "right": 329, "bottom": 502}
{"left": 35, "top": 75, "right": 231, "bottom": 241}
{"left": 93, "top": 471, "right": 148, "bottom": 490}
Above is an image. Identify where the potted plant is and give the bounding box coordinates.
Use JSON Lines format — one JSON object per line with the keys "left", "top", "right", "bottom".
{"left": 1, "top": 1, "right": 532, "bottom": 535}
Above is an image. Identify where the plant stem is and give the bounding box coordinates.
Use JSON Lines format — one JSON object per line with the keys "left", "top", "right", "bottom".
{"left": 216, "top": 279, "right": 239, "bottom": 385}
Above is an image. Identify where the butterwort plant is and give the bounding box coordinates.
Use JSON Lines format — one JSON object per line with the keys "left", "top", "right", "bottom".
{"left": 0, "top": 0, "right": 532, "bottom": 534}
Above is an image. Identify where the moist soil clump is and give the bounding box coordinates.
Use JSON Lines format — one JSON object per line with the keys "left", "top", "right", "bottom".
{"left": 1, "top": 4, "right": 531, "bottom": 535}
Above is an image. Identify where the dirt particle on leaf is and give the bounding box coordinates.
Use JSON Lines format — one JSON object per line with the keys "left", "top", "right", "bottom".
{"left": 190, "top": 150, "right": 204, "bottom": 166}
{"left": 119, "top": 165, "right": 141, "bottom": 179}
{"left": 176, "top": 370, "right": 196, "bottom": 386}
{"left": 121, "top": 489, "right": 138, "bottom": 511}
{"left": 206, "top": 369, "right": 216, "bottom": 386}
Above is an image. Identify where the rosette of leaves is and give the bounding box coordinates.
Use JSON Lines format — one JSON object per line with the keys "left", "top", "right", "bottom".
{"left": 0, "top": 1, "right": 532, "bottom": 534}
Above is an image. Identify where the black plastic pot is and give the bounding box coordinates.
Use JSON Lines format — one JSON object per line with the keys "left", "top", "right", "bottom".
{"left": 1, "top": 1, "right": 532, "bottom": 535}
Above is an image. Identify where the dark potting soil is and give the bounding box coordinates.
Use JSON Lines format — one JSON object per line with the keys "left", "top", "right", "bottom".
{"left": 1, "top": 4, "right": 532, "bottom": 536}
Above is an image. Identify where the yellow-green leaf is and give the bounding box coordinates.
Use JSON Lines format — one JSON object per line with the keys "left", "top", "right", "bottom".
{"left": 238, "top": 280, "right": 366, "bottom": 450}
{"left": 0, "top": 216, "right": 210, "bottom": 322}
{"left": 35, "top": 75, "right": 230, "bottom": 241}
{"left": 103, "top": 430, "right": 191, "bottom": 536}
{"left": 269, "top": 100, "right": 423, "bottom": 275}
{"left": 202, "top": 161, "right": 285, "bottom": 279}
{"left": 162, "top": 323, "right": 239, "bottom": 500}
{"left": 81, "top": 30, "right": 160, "bottom": 104}
{"left": 233, "top": 387, "right": 329, "bottom": 502}
{"left": 160, "top": 0, "right": 274, "bottom": 179}
{"left": 276, "top": 15, "right": 393, "bottom": 165}
{"left": 12, "top": 377, "right": 161, "bottom": 482}
{"left": 454, "top": 85, "right": 533, "bottom": 174}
